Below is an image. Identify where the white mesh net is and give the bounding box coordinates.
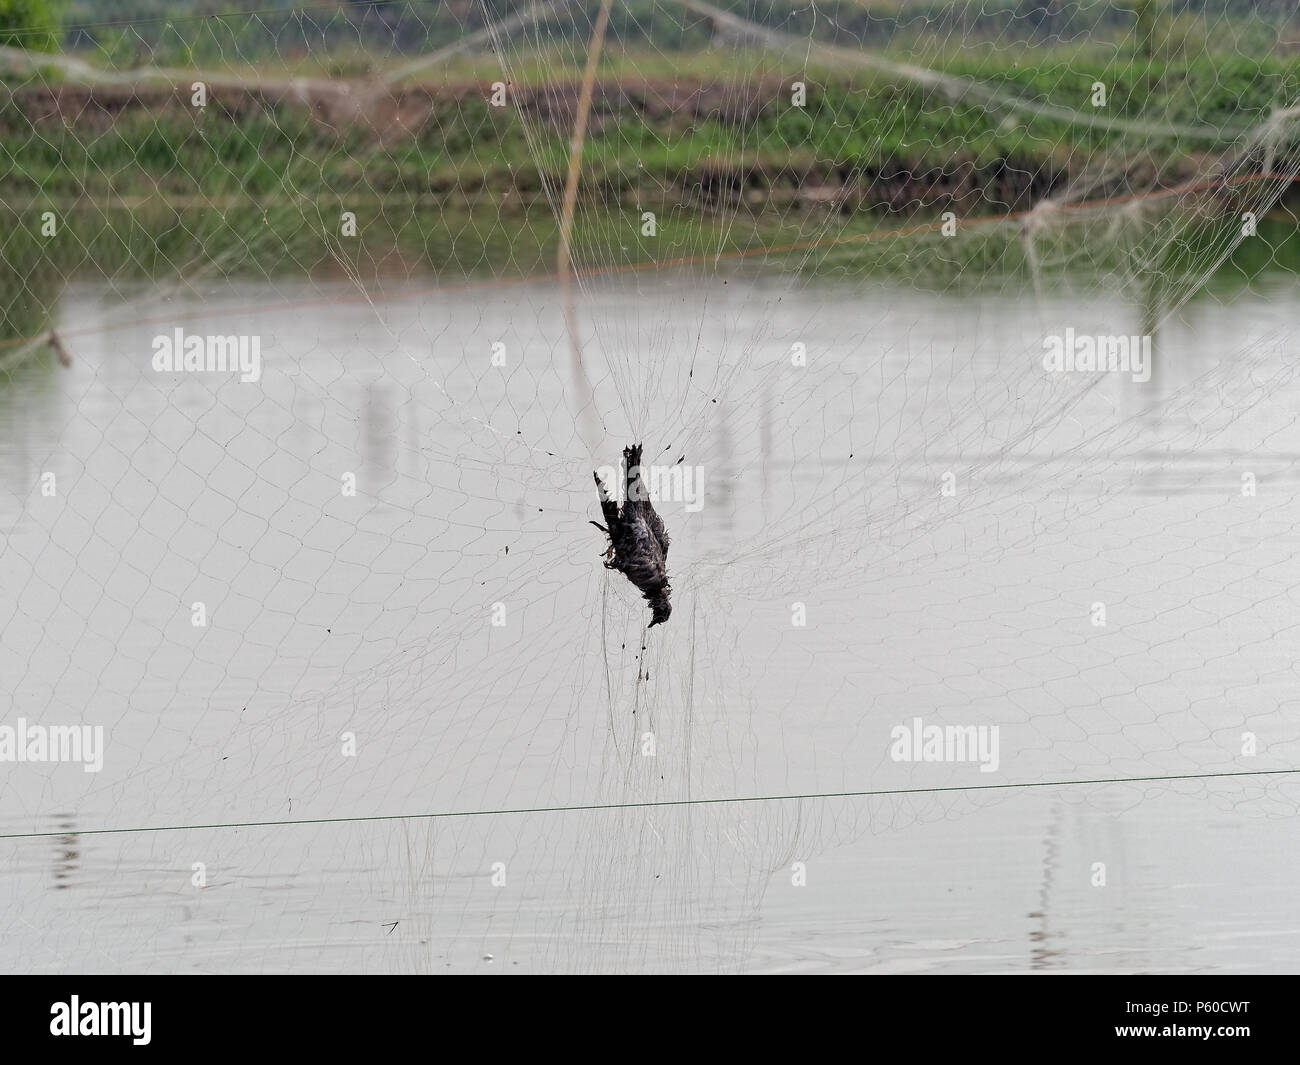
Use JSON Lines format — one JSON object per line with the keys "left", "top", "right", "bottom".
{"left": 2, "top": 0, "right": 1300, "bottom": 973}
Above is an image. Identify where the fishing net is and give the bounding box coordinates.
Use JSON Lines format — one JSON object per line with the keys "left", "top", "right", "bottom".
{"left": 1, "top": 0, "right": 1299, "bottom": 972}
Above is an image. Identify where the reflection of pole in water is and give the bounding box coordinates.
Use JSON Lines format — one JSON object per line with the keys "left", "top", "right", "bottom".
{"left": 1031, "top": 800, "right": 1139, "bottom": 970}
{"left": 0, "top": 339, "right": 64, "bottom": 514}
{"left": 1028, "top": 804, "right": 1063, "bottom": 969}
{"left": 560, "top": 293, "right": 602, "bottom": 456}
{"left": 362, "top": 380, "right": 397, "bottom": 489}
{"left": 53, "top": 816, "right": 79, "bottom": 891}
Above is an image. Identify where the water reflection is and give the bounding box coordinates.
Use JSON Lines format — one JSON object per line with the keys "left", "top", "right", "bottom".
{"left": 0, "top": 341, "right": 65, "bottom": 524}
{"left": 1029, "top": 803, "right": 1065, "bottom": 970}
{"left": 361, "top": 379, "right": 398, "bottom": 492}
{"left": 1, "top": 208, "right": 1299, "bottom": 973}
{"left": 52, "top": 816, "right": 79, "bottom": 892}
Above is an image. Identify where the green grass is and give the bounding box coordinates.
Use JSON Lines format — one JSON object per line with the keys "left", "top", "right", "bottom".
{"left": 3, "top": 39, "right": 1296, "bottom": 211}
{"left": 0, "top": 32, "right": 1297, "bottom": 341}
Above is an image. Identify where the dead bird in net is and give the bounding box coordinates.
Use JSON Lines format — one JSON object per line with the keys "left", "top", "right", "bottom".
{"left": 590, "top": 444, "right": 672, "bottom": 627}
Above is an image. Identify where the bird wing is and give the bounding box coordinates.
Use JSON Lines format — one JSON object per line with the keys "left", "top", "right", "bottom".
{"left": 620, "top": 515, "right": 670, "bottom": 599}
{"left": 643, "top": 503, "right": 670, "bottom": 559}
{"left": 593, "top": 471, "right": 620, "bottom": 532}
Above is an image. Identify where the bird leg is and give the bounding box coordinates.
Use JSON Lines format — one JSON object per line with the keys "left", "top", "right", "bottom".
{"left": 589, "top": 520, "right": 616, "bottom": 562}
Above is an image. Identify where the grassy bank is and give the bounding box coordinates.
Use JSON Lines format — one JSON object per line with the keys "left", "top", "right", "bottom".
{"left": 2, "top": 43, "right": 1297, "bottom": 213}
{"left": 1, "top": 19, "right": 1298, "bottom": 349}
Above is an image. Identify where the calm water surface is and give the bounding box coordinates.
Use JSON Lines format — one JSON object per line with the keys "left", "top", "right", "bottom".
{"left": 2, "top": 260, "right": 1299, "bottom": 973}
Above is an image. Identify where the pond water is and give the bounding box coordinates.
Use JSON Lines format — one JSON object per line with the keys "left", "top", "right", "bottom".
{"left": 2, "top": 238, "right": 1299, "bottom": 973}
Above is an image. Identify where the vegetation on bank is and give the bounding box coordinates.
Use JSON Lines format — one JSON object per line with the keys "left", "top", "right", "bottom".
{"left": 1, "top": 44, "right": 1297, "bottom": 210}
{"left": 0, "top": 0, "right": 1294, "bottom": 213}
{"left": 0, "top": 0, "right": 1296, "bottom": 331}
